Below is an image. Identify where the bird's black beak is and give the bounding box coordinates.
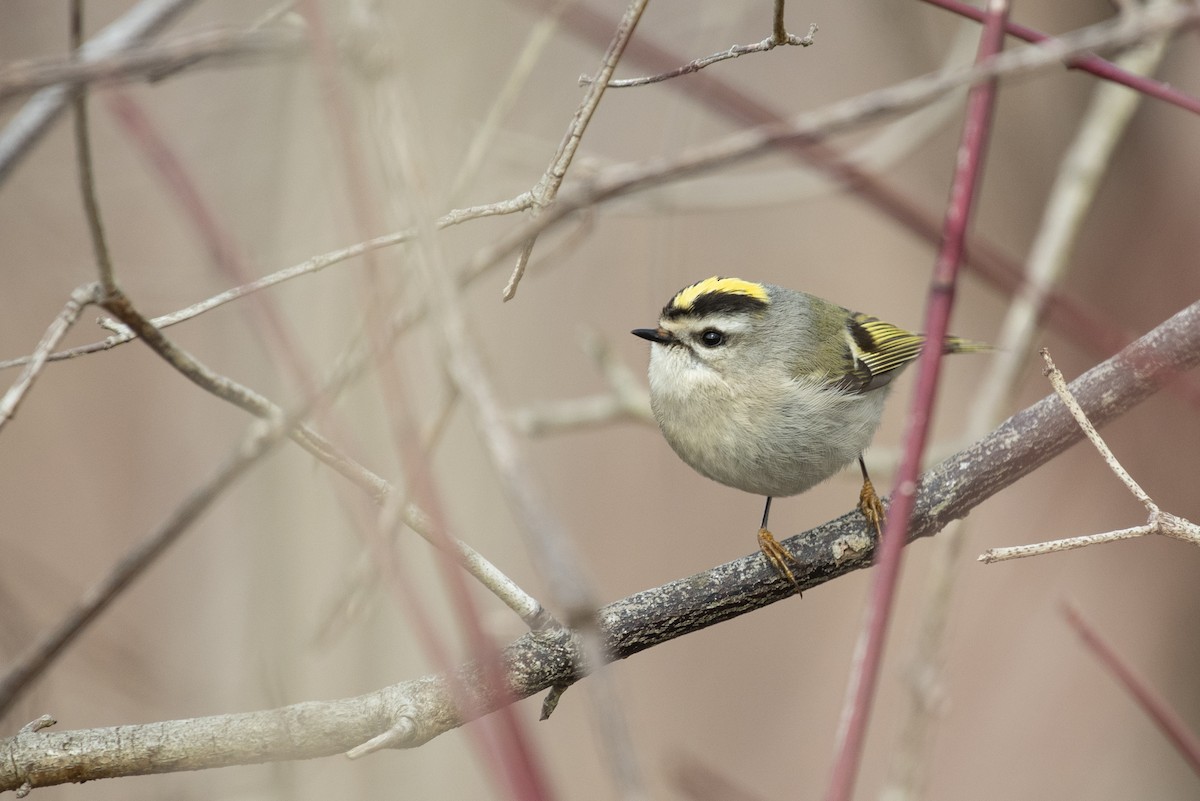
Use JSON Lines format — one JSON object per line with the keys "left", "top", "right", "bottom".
{"left": 632, "top": 327, "right": 672, "bottom": 344}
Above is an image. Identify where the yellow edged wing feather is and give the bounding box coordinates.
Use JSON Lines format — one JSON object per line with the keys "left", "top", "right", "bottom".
{"left": 841, "top": 313, "right": 988, "bottom": 392}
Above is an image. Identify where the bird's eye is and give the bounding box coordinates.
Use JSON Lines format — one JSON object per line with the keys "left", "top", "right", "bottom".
{"left": 699, "top": 329, "right": 725, "bottom": 348}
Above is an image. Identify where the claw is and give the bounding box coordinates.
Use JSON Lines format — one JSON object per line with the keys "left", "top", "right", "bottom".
{"left": 859, "top": 477, "right": 885, "bottom": 535}
{"left": 758, "top": 528, "right": 802, "bottom": 594}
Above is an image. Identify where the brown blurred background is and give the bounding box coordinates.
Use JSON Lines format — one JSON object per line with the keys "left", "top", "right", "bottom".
{"left": 2, "top": 1, "right": 1199, "bottom": 799}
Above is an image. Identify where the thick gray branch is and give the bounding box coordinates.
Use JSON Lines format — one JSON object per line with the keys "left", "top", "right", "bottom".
{"left": 3, "top": 300, "right": 1197, "bottom": 792}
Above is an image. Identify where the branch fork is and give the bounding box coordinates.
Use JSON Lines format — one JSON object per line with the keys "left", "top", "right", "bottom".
{"left": 979, "top": 348, "right": 1200, "bottom": 563}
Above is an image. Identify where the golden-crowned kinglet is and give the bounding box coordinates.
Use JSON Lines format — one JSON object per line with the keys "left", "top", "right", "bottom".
{"left": 632, "top": 276, "right": 987, "bottom": 588}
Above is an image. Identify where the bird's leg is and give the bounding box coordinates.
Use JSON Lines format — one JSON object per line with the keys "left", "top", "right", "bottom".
{"left": 756, "top": 496, "right": 801, "bottom": 592}
{"left": 858, "top": 455, "right": 885, "bottom": 535}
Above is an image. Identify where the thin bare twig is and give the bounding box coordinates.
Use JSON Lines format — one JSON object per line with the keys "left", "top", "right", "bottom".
{"left": 70, "top": 1, "right": 115, "bottom": 294}
{"left": 0, "top": 283, "right": 99, "bottom": 432}
{"left": 0, "top": 0, "right": 199, "bottom": 186}
{"left": 978, "top": 350, "right": 1200, "bottom": 562}
{"left": 502, "top": 0, "right": 649, "bottom": 301}
{"left": 0, "top": 26, "right": 305, "bottom": 103}
{"left": 1046, "top": 351, "right": 1153, "bottom": 507}
{"left": 585, "top": 21, "right": 817, "bottom": 88}
{"left": 826, "top": 3, "right": 1008, "bottom": 799}
{"left": 0, "top": 230, "right": 417, "bottom": 372}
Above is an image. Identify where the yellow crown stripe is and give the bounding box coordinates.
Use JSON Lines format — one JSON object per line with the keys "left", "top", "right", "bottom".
{"left": 670, "top": 276, "right": 770, "bottom": 312}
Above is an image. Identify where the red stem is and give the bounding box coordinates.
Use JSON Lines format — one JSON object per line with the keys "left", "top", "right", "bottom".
{"left": 294, "top": 2, "right": 555, "bottom": 798}
{"left": 824, "top": 3, "right": 1010, "bottom": 799}
{"left": 1063, "top": 602, "right": 1200, "bottom": 777}
{"left": 921, "top": 0, "right": 1200, "bottom": 116}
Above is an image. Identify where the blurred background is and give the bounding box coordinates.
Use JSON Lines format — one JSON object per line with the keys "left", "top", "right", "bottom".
{"left": 2, "top": 1, "right": 1199, "bottom": 799}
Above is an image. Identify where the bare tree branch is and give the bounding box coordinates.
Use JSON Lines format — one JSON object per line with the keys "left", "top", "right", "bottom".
{"left": 0, "top": 283, "right": 99, "bottom": 431}
{"left": 0, "top": 0, "right": 200, "bottom": 185}
{"left": 583, "top": 22, "right": 817, "bottom": 88}
{"left": 978, "top": 348, "right": 1200, "bottom": 562}
{"left": 4, "top": 297, "right": 1198, "bottom": 793}
{"left": 0, "top": 26, "right": 305, "bottom": 102}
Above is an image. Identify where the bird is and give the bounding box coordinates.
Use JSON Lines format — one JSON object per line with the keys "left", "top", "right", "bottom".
{"left": 632, "top": 276, "right": 987, "bottom": 588}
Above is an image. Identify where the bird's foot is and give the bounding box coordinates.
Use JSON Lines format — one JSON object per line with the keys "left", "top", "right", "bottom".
{"left": 758, "top": 528, "right": 802, "bottom": 594}
{"left": 859, "top": 478, "right": 886, "bottom": 535}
